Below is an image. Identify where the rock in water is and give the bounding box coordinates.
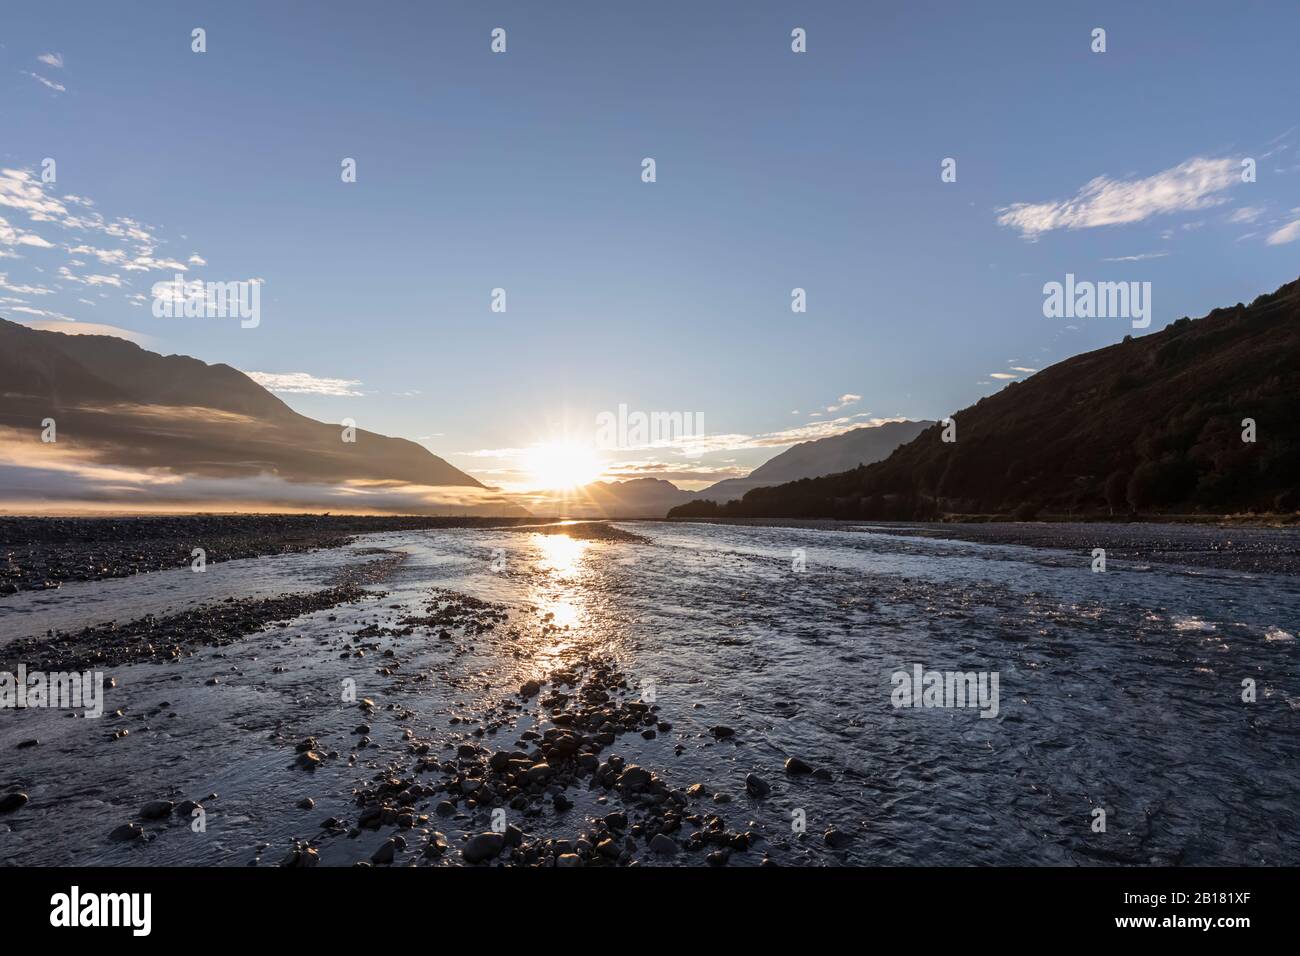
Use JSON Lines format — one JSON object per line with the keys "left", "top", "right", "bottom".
{"left": 824, "top": 828, "right": 854, "bottom": 849}
{"left": 139, "top": 800, "right": 175, "bottom": 820}
{"left": 371, "top": 839, "right": 397, "bottom": 865}
{"left": 296, "top": 750, "right": 322, "bottom": 769}
{"left": 616, "top": 765, "right": 653, "bottom": 790}
{"left": 424, "top": 832, "right": 450, "bottom": 857}
{"left": 649, "top": 833, "right": 679, "bottom": 857}
{"left": 109, "top": 823, "right": 145, "bottom": 842}
{"left": 784, "top": 756, "right": 814, "bottom": 775}
{"left": 0, "top": 792, "right": 29, "bottom": 813}
{"left": 461, "top": 832, "right": 505, "bottom": 864}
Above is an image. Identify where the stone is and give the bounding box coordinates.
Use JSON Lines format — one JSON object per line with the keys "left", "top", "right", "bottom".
{"left": 649, "top": 833, "right": 679, "bottom": 856}
{"left": 109, "top": 822, "right": 145, "bottom": 842}
{"left": 371, "top": 839, "right": 397, "bottom": 865}
{"left": 825, "top": 828, "right": 854, "bottom": 849}
{"left": 139, "top": 800, "right": 175, "bottom": 820}
{"left": 0, "top": 792, "right": 29, "bottom": 813}
{"left": 462, "top": 832, "right": 505, "bottom": 864}
{"left": 617, "top": 765, "right": 653, "bottom": 790}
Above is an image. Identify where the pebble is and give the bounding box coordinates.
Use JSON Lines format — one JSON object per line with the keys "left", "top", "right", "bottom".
{"left": 424, "top": 832, "right": 449, "bottom": 856}
{"left": 745, "top": 773, "right": 771, "bottom": 798}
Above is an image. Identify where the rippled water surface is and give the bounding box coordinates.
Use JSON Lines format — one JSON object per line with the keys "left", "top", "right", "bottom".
{"left": 2, "top": 521, "right": 1297, "bottom": 866}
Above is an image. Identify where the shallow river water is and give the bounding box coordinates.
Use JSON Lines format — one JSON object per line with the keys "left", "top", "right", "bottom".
{"left": 2, "top": 521, "right": 1297, "bottom": 866}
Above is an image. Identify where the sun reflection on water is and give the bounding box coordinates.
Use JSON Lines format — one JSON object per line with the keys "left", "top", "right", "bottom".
{"left": 526, "top": 532, "right": 594, "bottom": 662}
{"left": 535, "top": 532, "right": 588, "bottom": 577}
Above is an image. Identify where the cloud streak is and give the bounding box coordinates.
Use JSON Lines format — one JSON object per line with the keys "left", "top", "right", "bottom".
{"left": 998, "top": 157, "right": 1241, "bottom": 238}
{"left": 243, "top": 370, "right": 365, "bottom": 397}
{"left": 1266, "top": 210, "right": 1300, "bottom": 245}
{"left": 23, "top": 71, "right": 66, "bottom": 93}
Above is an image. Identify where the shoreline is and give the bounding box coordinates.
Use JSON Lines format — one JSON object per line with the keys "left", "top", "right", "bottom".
{"left": 660, "top": 516, "right": 1300, "bottom": 576}
{"left": 0, "top": 515, "right": 595, "bottom": 595}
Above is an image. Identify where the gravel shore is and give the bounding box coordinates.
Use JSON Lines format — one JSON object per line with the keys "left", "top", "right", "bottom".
{"left": 0, "top": 515, "right": 534, "bottom": 595}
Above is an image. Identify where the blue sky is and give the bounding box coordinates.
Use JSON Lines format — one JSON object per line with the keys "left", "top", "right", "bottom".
{"left": 3, "top": 0, "right": 1298, "bottom": 492}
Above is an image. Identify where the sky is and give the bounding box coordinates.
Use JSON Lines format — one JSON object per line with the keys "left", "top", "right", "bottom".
{"left": 3, "top": 0, "right": 1299, "bottom": 494}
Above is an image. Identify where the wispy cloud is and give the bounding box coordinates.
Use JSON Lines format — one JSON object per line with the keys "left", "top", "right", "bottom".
{"left": 243, "top": 371, "right": 364, "bottom": 397}
{"left": 0, "top": 273, "right": 54, "bottom": 295}
{"left": 997, "top": 157, "right": 1241, "bottom": 238}
{"left": 0, "top": 168, "right": 206, "bottom": 321}
{"left": 1266, "top": 211, "right": 1300, "bottom": 246}
{"left": 824, "top": 392, "right": 862, "bottom": 413}
{"left": 59, "top": 265, "right": 124, "bottom": 287}
{"left": 604, "top": 460, "right": 748, "bottom": 482}
{"left": 37, "top": 52, "right": 64, "bottom": 68}
{"left": 1101, "top": 251, "right": 1169, "bottom": 262}
{"left": 457, "top": 414, "right": 911, "bottom": 463}
{"left": 645, "top": 414, "right": 910, "bottom": 457}
{"left": 3, "top": 304, "right": 75, "bottom": 321}
{"left": 23, "top": 71, "right": 65, "bottom": 93}
{"left": 0, "top": 214, "right": 54, "bottom": 249}
{"left": 15, "top": 319, "right": 153, "bottom": 346}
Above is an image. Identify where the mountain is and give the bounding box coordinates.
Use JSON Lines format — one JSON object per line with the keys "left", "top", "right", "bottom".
{"left": 670, "top": 276, "right": 1300, "bottom": 520}
{"left": 0, "top": 318, "right": 524, "bottom": 515}
{"left": 697, "top": 419, "right": 933, "bottom": 502}
{"left": 523, "top": 422, "right": 935, "bottom": 518}
{"left": 525, "top": 478, "right": 696, "bottom": 519}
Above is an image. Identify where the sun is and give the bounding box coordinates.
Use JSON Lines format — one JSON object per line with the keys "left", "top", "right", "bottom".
{"left": 524, "top": 442, "right": 604, "bottom": 490}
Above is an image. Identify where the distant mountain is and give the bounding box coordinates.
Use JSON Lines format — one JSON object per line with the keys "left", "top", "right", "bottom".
{"left": 671, "top": 276, "right": 1300, "bottom": 520}
{"left": 523, "top": 421, "right": 935, "bottom": 518}
{"left": 698, "top": 419, "right": 933, "bottom": 502}
{"left": 0, "top": 318, "right": 524, "bottom": 515}
{"left": 526, "top": 478, "right": 696, "bottom": 519}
